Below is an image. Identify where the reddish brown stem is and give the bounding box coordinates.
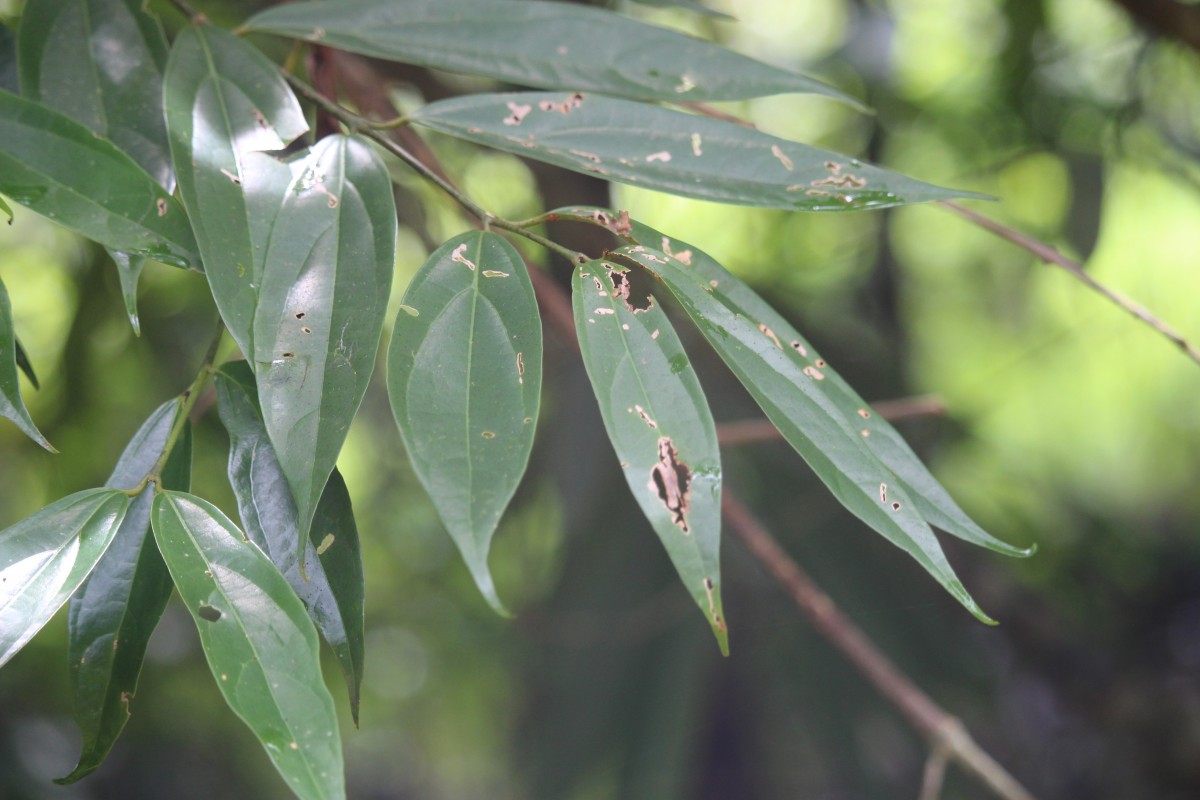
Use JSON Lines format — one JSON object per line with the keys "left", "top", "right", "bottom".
{"left": 722, "top": 490, "right": 1037, "bottom": 800}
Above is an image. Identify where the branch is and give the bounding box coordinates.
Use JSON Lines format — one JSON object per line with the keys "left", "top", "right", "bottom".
{"left": 939, "top": 201, "right": 1200, "bottom": 367}
{"left": 1108, "top": 0, "right": 1200, "bottom": 52}
{"left": 722, "top": 490, "right": 1037, "bottom": 800}
{"left": 717, "top": 395, "right": 945, "bottom": 446}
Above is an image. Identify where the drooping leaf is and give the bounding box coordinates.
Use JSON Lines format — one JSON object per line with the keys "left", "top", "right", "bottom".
{"left": 387, "top": 231, "right": 542, "bottom": 613}
{"left": 215, "top": 360, "right": 364, "bottom": 724}
{"left": 0, "top": 275, "right": 52, "bottom": 450}
{"left": 409, "top": 92, "right": 987, "bottom": 211}
{"left": 150, "top": 492, "right": 345, "bottom": 800}
{"left": 164, "top": 23, "right": 308, "bottom": 356}
{"left": 13, "top": 335, "right": 38, "bottom": 389}
{"left": 0, "top": 23, "right": 17, "bottom": 94}
{"left": 625, "top": 0, "right": 735, "bottom": 20}
{"left": 0, "top": 89, "right": 199, "bottom": 268}
{"left": 253, "top": 134, "right": 395, "bottom": 549}
{"left": 244, "top": 0, "right": 850, "bottom": 106}
{"left": 0, "top": 194, "right": 11, "bottom": 224}
{"left": 58, "top": 401, "right": 191, "bottom": 784}
{"left": 18, "top": 0, "right": 173, "bottom": 190}
{"left": 0, "top": 489, "right": 131, "bottom": 668}
{"left": 571, "top": 259, "right": 727, "bottom": 652}
{"left": 110, "top": 251, "right": 145, "bottom": 336}
{"left": 559, "top": 212, "right": 1025, "bottom": 621}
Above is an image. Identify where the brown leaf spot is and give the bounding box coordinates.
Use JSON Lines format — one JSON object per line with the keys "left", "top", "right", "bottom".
{"left": 702, "top": 577, "right": 727, "bottom": 632}
{"left": 758, "top": 323, "right": 783, "bottom": 349}
{"left": 482, "top": 270, "right": 510, "bottom": 278}
{"left": 516, "top": 352, "right": 524, "bottom": 384}
{"left": 676, "top": 74, "right": 697, "bottom": 93}
{"left": 814, "top": 358, "right": 827, "bottom": 368}
{"left": 646, "top": 150, "right": 672, "bottom": 163}
{"left": 594, "top": 307, "right": 615, "bottom": 315}
{"left": 649, "top": 437, "right": 691, "bottom": 532}
{"left": 295, "top": 312, "right": 306, "bottom": 320}
{"left": 651, "top": 329, "right": 660, "bottom": 339}
{"left": 503, "top": 102, "right": 533, "bottom": 126}
{"left": 691, "top": 133, "right": 703, "bottom": 157}
{"left": 771, "top": 144, "right": 794, "bottom": 171}
{"left": 538, "top": 92, "right": 584, "bottom": 114}
{"left": 316, "top": 534, "right": 335, "bottom": 555}
{"left": 481, "top": 431, "right": 496, "bottom": 439}
{"left": 451, "top": 243, "right": 476, "bottom": 271}
{"left": 802, "top": 365, "right": 825, "bottom": 380}
{"left": 810, "top": 174, "right": 867, "bottom": 190}
{"left": 861, "top": 429, "right": 870, "bottom": 437}
{"left": 569, "top": 149, "right": 601, "bottom": 163}
{"left": 879, "top": 483, "right": 888, "bottom": 503}
{"left": 301, "top": 326, "right": 312, "bottom": 334}
{"left": 790, "top": 340, "right": 808, "bottom": 356}
{"left": 156, "top": 198, "right": 168, "bottom": 217}
{"left": 633, "top": 404, "right": 657, "bottom": 429}
{"left": 857, "top": 408, "right": 871, "bottom": 419}
{"left": 891, "top": 502, "right": 902, "bottom": 512}
{"left": 220, "top": 167, "right": 241, "bottom": 186}
{"left": 660, "top": 237, "right": 693, "bottom": 265}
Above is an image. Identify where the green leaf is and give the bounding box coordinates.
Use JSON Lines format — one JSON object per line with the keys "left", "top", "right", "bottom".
{"left": 253, "top": 134, "right": 395, "bottom": 549}
{"left": 150, "top": 491, "right": 345, "bottom": 800}
{"left": 244, "top": 0, "right": 850, "bottom": 106}
{"left": 215, "top": 360, "right": 365, "bottom": 724}
{"left": 571, "top": 259, "right": 727, "bottom": 653}
{"left": 110, "top": 251, "right": 145, "bottom": 336}
{"left": 410, "top": 92, "right": 987, "bottom": 211}
{"left": 557, "top": 208, "right": 1019, "bottom": 622}
{"left": 0, "top": 89, "right": 199, "bottom": 268}
{"left": 18, "top": 0, "right": 173, "bottom": 190}
{"left": 13, "top": 335, "right": 38, "bottom": 389}
{"left": 0, "top": 274, "right": 52, "bottom": 450}
{"left": 164, "top": 23, "right": 308, "bottom": 356}
{"left": 387, "top": 232, "right": 542, "bottom": 613}
{"left": 0, "top": 489, "right": 131, "bottom": 668}
{"left": 58, "top": 401, "right": 191, "bottom": 784}
{"left": 0, "top": 194, "right": 11, "bottom": 224}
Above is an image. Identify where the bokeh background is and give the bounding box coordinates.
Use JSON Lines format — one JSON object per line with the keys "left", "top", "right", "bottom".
{"left": 3, "top": 0, "right": 1200, "bottom": 797}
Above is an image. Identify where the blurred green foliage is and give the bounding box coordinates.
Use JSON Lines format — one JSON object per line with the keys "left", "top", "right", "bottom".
{"left": 3, "top": 0, "right": 1200, "bottom": 798}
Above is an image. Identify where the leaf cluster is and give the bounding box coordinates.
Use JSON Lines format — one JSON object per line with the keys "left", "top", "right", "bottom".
{"left": 0, "top": 1, "right": 1032, "bottom": 796}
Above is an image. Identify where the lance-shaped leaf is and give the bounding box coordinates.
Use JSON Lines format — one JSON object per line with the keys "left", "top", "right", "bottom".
{"left": 244, "top": 0, "right": 848, "bottom": 106}
{"left": 0, "top": 89, "right": 198, "bottom": 268}
{"left": 0, "top": 276, "right": 52, "bottom": 450}
{"left": 571, "top": 259, "right": 727, "bottom": 653}
{"left": 14, "top": 335, "right": 38, "bottom": 389}
{"left": 410, "top": 92, "right": 988, "bottom": 212}
{"left": 18, "top": 0, "right": 173, "bottom": 333}
{"left": 164, "top": 23, "right": 308, "bottom": 356}
{"left": 215, "top": 360, "right": 364, "bottom": 724}
{"left": 151, "top": 492, "right": 345, "bottom": 800}
{"left": 18, "top": 0, "right": 173, "bottom": 190}
{"left": 59, "top": 401, "right": 191, "bottom": 784}
{"left": 0, "top": 489, "right": 130, "bottom": 668}
{"left": 387, "top": 232, "right": 542, "bottom": 613}
{"left": 552, "top": 211, "right": 1022, "bottom": 621}
{"left": 253, "top": 134, "right": 395, "bottom": 549}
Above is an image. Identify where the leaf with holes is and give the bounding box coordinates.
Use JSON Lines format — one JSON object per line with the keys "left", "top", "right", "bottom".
{"left": 150, "top": 492, "right": 345, "bottom": 800}
{"left": 0, "top": 89, "right": 198, "bottom": 268}
{"left": 410, "top": 92, "right": 987, "bottom": 212}
{"left": 571, "top": 259, "right": 727, "bottom": 653}
{"left": 59, "top": 402, "right": 191, "bottom": 784}
{"left": 252, "top": 134, "right": 395, "bottom": 551}
{"left": 0, "top": 489, "right": 131, "bottom": 668}
{"left": 564, "top": 212, "right": 1029, "bottom": 621}
{"left": 0, "top": 275, "right": 52, "bottom": 450}
{"left": 215, "top": 360, "right": 365, "bottom": 724}
{"left": 164, "top": 23, "right": 308, "bottom": 356}
{"left": 387, "top": 232, "right": 542, "bottom": 614}
{"left": 244, "top": 0, "right": 848, "bottom": 106}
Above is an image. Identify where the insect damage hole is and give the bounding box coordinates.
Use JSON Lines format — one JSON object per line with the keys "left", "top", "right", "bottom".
{"left": 503, "top": 101, "right": 532, "bottom": 126}
{"left": 648, "top": 437, "right": 691, "bottom": 533}
{"left": 197, "top": 604, "right": 221, "bottom": 622}
{"left": 609, "top": 266, "right": 654, "bottom": 312}
{"left": 156, "top": 198, "right": 168, "bottom": 217}
{"left": 702, "top": 577, "right": 727, "bottom": 632}
{"left": 758, "top": 323, "right": 783, "bottom": 349}
{"left": 451, "top": 243, "right": 476, "bottom": 271}
{"left": 633, "top": 404, "right": 657, "bottom": 429}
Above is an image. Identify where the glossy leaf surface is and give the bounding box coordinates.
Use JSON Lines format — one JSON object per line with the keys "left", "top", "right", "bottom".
{"left": 18, "top": 0, "right": 173, "bottom": 190}
{"left": 572, "top": 260, "right": 727, "bottom": 652}
{"left": 0, "top": 89, "right": 198, "bottom": 267}
{"left": 215, "top": 360, "right": 364, "bottom": 723}
{"left": 60, "top": 402, "right": 191, "bottom": 783}
{"left": 13, "top": 335, "right": 38, "bottom": 389}
{"left": 151, "top": 492, "right": 345, "bottom": 800}
{"left": 0, "top": 489, "right": 130, "bottom": 667}
{"left": 411, "top": 92, "right": 985, "bottom": 211}
{"left": 253, "top": 134, "right": 396, "bottom": 547}
{"left": 245, "top": 0, "right": 848, "bottom": 105}
{"left": 0, "top": 275, "right": 52, "bottom": 449}
{"left": 554, "top": 208, "right": 1016, "bottom": 621}
{"left": 164, "top": 23, "right": 307, "bottom": 355}
{"left": 387, "top": 232, "right": 542, "bottom": 613}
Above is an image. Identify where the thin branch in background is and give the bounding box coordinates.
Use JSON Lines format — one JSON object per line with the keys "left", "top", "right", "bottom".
{"left": 722, "top": 489, "right": 1038, "bottom": 800}
{"left": 717, "top": 395, "right": 945, "bottom": 446}
{"left": 939, "top": 201, "right": 1200, "bottom": 367}
{"left": 919, "top": 744, "right": 951, "bottom": 800}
